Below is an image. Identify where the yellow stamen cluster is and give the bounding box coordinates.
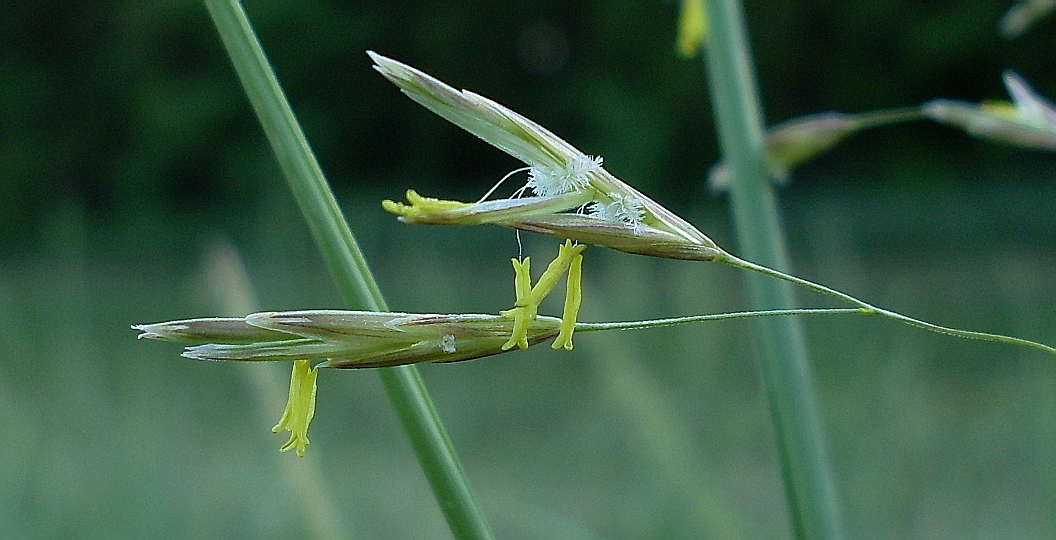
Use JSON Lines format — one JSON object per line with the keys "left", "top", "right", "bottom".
{"left": 500, "top": 240, "right": 585, "bottom": 351}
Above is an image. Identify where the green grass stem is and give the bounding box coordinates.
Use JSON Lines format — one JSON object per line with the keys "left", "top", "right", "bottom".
{"left": 577, "top": 251, "right": 1056, "bottom": 356}
{"left": 576, "top": 308, "right": 864, "bottom": 332}
{"left": 718, "top": 252, "right": 1056, "bottom": 356}
{"left": 848, "top": 106, "right": 925, "bottom": 130}
{"left": 701, "top": 0, "right": 846, "bottom": 538}
{"left": 204, "top": 2, "right": 495, "bottom": 538}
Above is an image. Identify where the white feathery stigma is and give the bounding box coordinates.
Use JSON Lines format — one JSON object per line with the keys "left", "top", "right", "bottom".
{"left": 526, "top": 155, "right": 603, "bottom": 196}
{"left": 438, "top": 334, "right": 456, "bottom": 354}
{"left": 589, "top": 192, "right": 646, "bottom": 226}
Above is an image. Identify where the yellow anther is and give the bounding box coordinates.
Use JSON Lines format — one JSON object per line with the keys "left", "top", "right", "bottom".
{"left": 501, "top": 257, "right": 536, "bottom": 350}
{"left": 677, "top": 0, "right": 707, "bottom": 57}
{"left": 382, "top": 189, "right": 473, "bottom": 219}
{"left": 979, "top": 100, "right": 1019, "bottom": 119}
{"left": 552, "top": 249, "right": 583, "bottom": 350}
{"left": 527, "top": 240, "right": 586, "bottom": 306}
{"left": 272, "top": 359, "right": 319, "bottom": 457}
{"left": 501, "top": 240, "right": 587, "bottom": 351}
{"left": 512, "top": 257, "right": 532, "bottom": 304}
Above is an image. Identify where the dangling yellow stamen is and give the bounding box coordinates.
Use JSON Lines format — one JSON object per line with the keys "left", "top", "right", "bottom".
{"left": 272, "top": 359, "right": 319, "bottom": 457}
{"left": 552, "top": 249, "right": 583, "bottom": 350}
{"left": 501, "top": 257, "right": 535, "bottom": 350}
{"left": 529, "top": 240, "right": 585, "bottom": 302}
{"left": 501, "top": 240, "right": 587, "bottom": 350}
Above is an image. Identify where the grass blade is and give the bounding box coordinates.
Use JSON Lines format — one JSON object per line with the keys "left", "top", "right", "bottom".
{"left": 700, "top": 0, "right": 846, "bottom": 538}
{"left": 203, "top": 1, "right": 495, "bottom": 538}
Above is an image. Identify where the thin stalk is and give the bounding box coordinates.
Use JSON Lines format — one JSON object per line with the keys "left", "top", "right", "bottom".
{"left": 701, "top": 0, "right": 845, "bottom": 538}
{"left": 576, "top": 308, "right": 863, "bottom": 332}
{"left": 203, "top": 2, "right": 495, "bottom": 538}
{"left": 848, "top": 106, "right": 925, "bottom": 130}
{"left": 717, "top": 252, "right": 1056, "bottom": 356}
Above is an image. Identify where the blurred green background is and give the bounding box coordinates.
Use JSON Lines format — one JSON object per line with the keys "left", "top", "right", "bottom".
{"left": 2, "top": 0, "right": 1055, "bottom": 538}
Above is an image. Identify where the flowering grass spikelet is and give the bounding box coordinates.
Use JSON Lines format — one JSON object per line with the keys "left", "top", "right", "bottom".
{"left": 371, "top": 52, "right": 722, "bottom": 262}
{"left": 134, "top": 310, "right": 565, "bottom": 367}
{"left": 135, "top": 310, "right": 566, "bottom": 455}
{"left": 1002, "top": 70, "right": 1056, "bottom": 129}
{"left": 709, "top": 109, "right": 924, "bottom": 191}
{"left": 923, "top": 70, "right": 1056, "bottom": 150}
{"left": 1000, "top": 0, "right": 1056, "bottom": 38}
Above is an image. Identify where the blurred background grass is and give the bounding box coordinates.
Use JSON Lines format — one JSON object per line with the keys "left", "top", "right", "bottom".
{"left": 2, "top": 0, "right": 1055, "bottom": 538}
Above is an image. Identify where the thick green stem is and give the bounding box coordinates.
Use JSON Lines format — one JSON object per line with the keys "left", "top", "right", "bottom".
{"left": 204, "top": 2, "right": 494, "bottom": 538}
{"left": 701, "top": 0, "right": 846, "bottom": 538}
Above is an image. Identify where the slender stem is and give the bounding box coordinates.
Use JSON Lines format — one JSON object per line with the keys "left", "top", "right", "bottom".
{"left": 702, "top": 0, "right": 846, "bottom": 538}
{"left": 576, "top": 308, "right": 864, "bottom": 332}
{"left": 849, "top": 106, "right": 925, "bottom": 130}
{"left": 204, "top": 2, "right": 494, "bottom": 539}
{"left": 718, "top": 251, "right": 1056, "bottom": 356}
